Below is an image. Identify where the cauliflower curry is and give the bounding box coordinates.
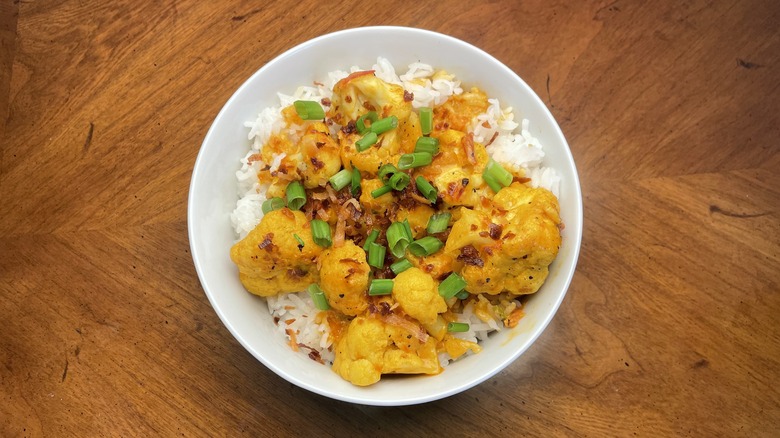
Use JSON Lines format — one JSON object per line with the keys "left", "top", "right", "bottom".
{"left": 230, "top": 70, "right": 562, "bottom": 386}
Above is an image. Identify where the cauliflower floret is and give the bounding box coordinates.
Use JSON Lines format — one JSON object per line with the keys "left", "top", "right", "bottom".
{"left": 432, "top": 87, "right": 489, "bottom": 133}
{"left": 393, "top": 204, "right": 435, "bottom": 239}
{"left": 444, "top": 183, "right": 561, "bottom": 295}
{"left": 332, "top": 316, "right": 387, "bottom": 386}
{"left": 229, "top": 208, "right": 323, "bottom": 296}
{"left": 443, "top": 207, "right": 496, "bottom": 252}
{"left": 406, "top": 251, "right": 455, "bottom": 282}
{"left": 330, "top": 71, "right": 419, "bottom": 175}
{"left": 318, "top": 240, "right": 370, "bottom": 316}
{"left": 359, "top": 178, "right": 394, "bottom": 216}
{"left": 254, "top": 119, "right": 341, "bottom": 190}
{"left": 332, "top": 315, "right": 441, "bottom": 386}
{"left": 417, "top": 129, "right": 491, "bottom": 207}
{"left": 337, "top": 112, "right": 420, "bottom": 175}
{"left": 382, "top": 335, "right": 439, "bottom": 375}
{"left": 298, "top": 122, "right": 342, "bottom": 188}
{"left": 392, "top": 268, "right": 447, "bottom": 325}
{"left": 330, "top": 70, "right": 411, "bottom": 123}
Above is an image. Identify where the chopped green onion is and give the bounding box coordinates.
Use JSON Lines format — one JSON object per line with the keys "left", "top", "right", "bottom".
{"left": 419, "top": 107, "right": 433, "bottom": 135}
{"left": 293, "top": 100, "right": 325, "bottom": 120}
{"left": 390, "top": 258, "right": 413, "bottom": 275}
{"left": 455, "top": 290, "right": 470, "bottom": 300}
{"left": 367, "top": 242, "right": 386, "bottom": 269}
{"left": 378, "top": 163, "right": 399, "bottom": 184}
{"left": 414, "top": 176, "right": 438, "bottom": 203}
{"left": 370, "top": 115, "right": 398, "bottom": 135}
{"left": 356, "top": 111, "right": 378, "bottom": 134}
{"left": 402, "top": 219, "right": 413, "bottom": 243}
{"left": 387, "top": 222, "right": 412, "bottom": 258}
{"left": 310, "top": 219, "right": 332, "bottom": 248}
{"left": 447, "top": 322, "right": 470, "bottom": 332}
{"left": 484, "top": 159, "right": 513, "bottom": 187}
{"left": 328, "top": 169, "right": 352, "bottom": 191}
{"left": 483, "top": 159, "right": 513, "bottom": 193}
{"left": 408, "top": 236, "right": 443, "bottom": 257}
{"left": 356, "top": 132, "right": 378, "bottom": 152}
{"left": 426, "top": 212, "right": 451, "bottom": 234}
{"left": 261, "top": 197, "right": 285, "bottom": 214}
{"left": 439, "top": 272, "right": 467, "bottom": 299}
{"left": 351, "top": 167, "right": 361, "bottom": 196}
{"left": 363, "top": 229, "right": 379, "bottom": 251}
{"left": 307, "top": 284, "right": 330, "bottom": 310}
{"left": 293, "top": 233, "right": 305, "bottom": 250}
{"left": 397, "top": 152, "right": 432, "bottom": 170}
{"left": 368, "top": 279, "right": 394, "bottom": 296}
{"left": 482, "top": 172, "right": 503, "bottom": 193}
{"left": 388, "top": 172, "right": 410, "bottom": 191}
{"left": 371, "top": 184, "right": 393, "bottom": 198}
{"left": 285, "top": 181, "right": 306, "bottom": 210}
{"left": 414, "top": 136, "right": 439, "bottom": 155}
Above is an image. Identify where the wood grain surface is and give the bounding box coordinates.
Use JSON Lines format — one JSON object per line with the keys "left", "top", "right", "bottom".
{"left": 1, "top": 0, "right": 778, "bottom": 436}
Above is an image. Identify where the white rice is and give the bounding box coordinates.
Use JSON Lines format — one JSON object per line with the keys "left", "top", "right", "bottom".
{"left": 267, "top": 292, "right": 336, "bottom": 364}
{"left": 231, "top": 57, "right": 560, "bottom": 365}
{"left": 437, "top": 300, "right": 499, "bottom": 366}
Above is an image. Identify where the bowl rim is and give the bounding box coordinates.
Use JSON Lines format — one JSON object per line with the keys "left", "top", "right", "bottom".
{"left": 188, "top": 25, "right": 583, "bottom": 405}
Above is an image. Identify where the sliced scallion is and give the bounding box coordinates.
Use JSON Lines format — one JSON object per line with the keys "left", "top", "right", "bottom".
{"left": 402, "top": 219, "right": 413, "bottom": 242}
{"left": 293, "top": 100, "right": 325, "bottom": 120}
{"left": 438, "top": 272, "right": 467, "bottom": 299}
{"left": 408, "top": 236, "right": 443, "bottom": 257}
{"left": 356, "top": 111, "right": 378, "bottom": 134}
{"left": 398, "top": 152, "right": 432, "bottom": 170}
{"left": 328, "top": 169, "right": 352, "bottom": 191}
{"left": 447, "top": 322, "right": 470, "bottom": 332}
{"left": 307, "top": 284, "right": 330, "bottom": 310}
{"left": 388, "top": 172, "right": 410, "bottom": 191}
{"left": 261, "top": 197, "right": 285, "bottom": 214}
{"left": 482, "top": 172, "right": 503, "bottom": 193}
{"left": 414, "top": 136, "right": 439, "bottom": 155}
{"left": 390, "top": 258, "right": 413, "bottom": 275}
{"left": 363, "top": 229, "right": 379, "bottom": 251}
{"left": 387, "top": 222, "right": 412, "bottom": 258}
{"left": 351, "top": 167, "right": 361, "bottom": 196}
{"left": 356, "top": 132, "right": 378, "bottom": 152}
{"left": 414, "top": 176, "right": 438, "bottom": 203}
{"left": 426, "top": 212, "right": 451, "bottom": 234}
{"left": 419, "top": 107, "right": 433, "bottom": 135}
{"left": 367, "top": 242, "right": 386, "bottom": 269}
{"left": 370, "top": 115, "right": 398, "bottom": 135}
{"left": 368, "top": 279, "right": 394, "bottom": 296}
{"left": 285, "top": 181, "right": 306, "bottom": 210}
{"left": 310, "top": 219, "right": 332, "bottom": 248}
{"left": 484, "top": 159, "right": 513, "bottom": 188}
{"left": 371, "top": 184, "right": 393, "bottom": 198}
{"left": 455, "top": 290, "right": 470, "bottom": 300}
{"left": 378, "top": 163, "right": 399, "bottom": 184}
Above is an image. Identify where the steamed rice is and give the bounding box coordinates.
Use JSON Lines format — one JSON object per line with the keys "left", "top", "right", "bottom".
{"left": 231, "top": 57, "right": 560, "bottom": 366}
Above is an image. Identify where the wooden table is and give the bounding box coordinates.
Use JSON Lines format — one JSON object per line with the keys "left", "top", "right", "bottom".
{"left": 1, "top": 1, "right": 778, "bottom": 435}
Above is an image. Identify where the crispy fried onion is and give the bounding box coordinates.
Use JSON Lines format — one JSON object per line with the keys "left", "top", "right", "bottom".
{"left": 325, "top": 184, "right": 338, "bottom": 202}
{"left": 285, "top": 329, "right": 299, "bottom": 352}
{"left": 334, "top": 197, "right": 362, "bottom": 247}
{"left": 461, "top": 132, "right": 476, "bottom": 165}
{"left": 309, "top": 190, "right": 329, "bottom": 200}
{"left": 457, "top": 244, "right": 484, "bottom": 267}
{"left": 297, "top": 343, "right": 325, "bottom": 364}
{"left": 376, "top": 313, "right": 429, "bottom": 343}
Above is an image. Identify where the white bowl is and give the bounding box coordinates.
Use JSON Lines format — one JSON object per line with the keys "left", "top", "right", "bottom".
{"left": 188, "top": 26, "right": 582, "bottom": 406}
